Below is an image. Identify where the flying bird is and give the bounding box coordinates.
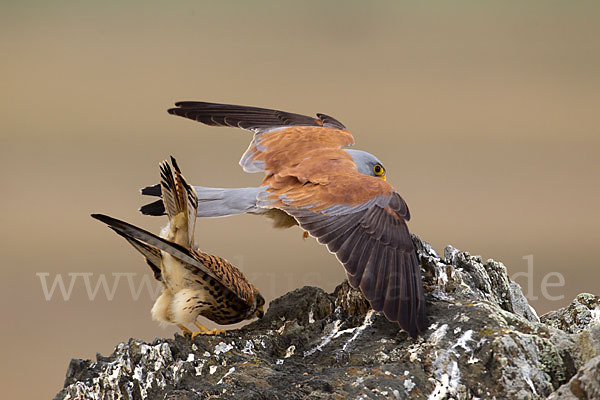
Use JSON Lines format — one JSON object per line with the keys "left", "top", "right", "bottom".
{"left": 93, "top": 157, "right": 264, "bottom": 337}
{"left": 141, "top": 102, "right": 426, "bottom": 337}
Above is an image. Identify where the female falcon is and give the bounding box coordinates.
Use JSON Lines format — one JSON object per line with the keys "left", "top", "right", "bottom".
{"left": 141, "top": 102, "right": 427, "bottom": 338}
{"left": 94, "top": 157, "right": 264, "bottom": 336}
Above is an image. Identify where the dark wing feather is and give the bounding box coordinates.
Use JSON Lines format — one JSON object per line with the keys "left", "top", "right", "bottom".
{"left": 110, "top": 227, "right": 162, "bottom": 281}
{"left": 91, "top": 214, "right": 254, "bottom": 305}
{"left": 92, "top": 214, "right": 215, "bottom": 276}
{"left": 168, "top": 101, "right": 345, "bottom": 132}
{"left": 287, "top": 192, "right": 427, "bottom": 338}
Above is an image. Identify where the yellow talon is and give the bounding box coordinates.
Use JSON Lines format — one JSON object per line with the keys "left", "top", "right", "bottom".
{"left": 190, "top": 321, "right": 225, "bottom": 338}
{"left": 177, "top": 324, "right": 193, "bottom": 337}
{"left": 192, "top": 328, "right": 225, "bottom": 338}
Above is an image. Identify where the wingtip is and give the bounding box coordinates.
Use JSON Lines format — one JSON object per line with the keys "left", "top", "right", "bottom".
{"left": 385, "top": 307, "right": 427, "bottom": 339}
{"left": 316, "top": 113, "right": 346, "bottom": 130}
{"left": 407, "top": 301, "right": 429, "bottom": 338}
{"left": 90, "top": 213, "right": 125, "bottom": 230}
{"left": 408, "top": 315, "right": 428, "bottom": 339}
{"left": 168, "top": 102, "right": 191, "bottom": 115}
{"left": 91, "top": 213, "right": 109, "bottom": 222}
{"left": 170, "top": 100, "right": 207, "bottom": 110}
{"left": 169, "top": 101, "right": 186, "bottom": 111}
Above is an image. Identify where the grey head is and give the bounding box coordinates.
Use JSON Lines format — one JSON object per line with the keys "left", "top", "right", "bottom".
{"left": 344, "top": 149, "right": 387, "bottom": 179}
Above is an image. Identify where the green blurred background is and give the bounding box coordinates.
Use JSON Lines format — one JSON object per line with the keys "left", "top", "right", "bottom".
{"left": 1, "top": 1, "right": 598, "bottom": 398}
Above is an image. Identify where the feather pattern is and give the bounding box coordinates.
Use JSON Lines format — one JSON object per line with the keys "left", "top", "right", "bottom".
{"left": 168, "top": 101, "right": 346, "bottom": 131}
{"left": 159, "top": 101, "right": 427, "bottom": 336}
{"left": 95, "top": 157, "right": 264, "bottom": 328}
{"left": 110, "top": 228, "right": 162, "bottom": 281}
{"left": 283, "top": 192, "right": 426, "bottom": 338}
{"left": 92, "top": 213, "right": 256, "bottom": 306}
{"left": 93, "top": 213, "right": 262, "bottom": 324}
{"left": 168, "top": 102, "right": 352, "bottom": 174}
{"left": 159, "top": 156, "right": 198, "bottom": 247}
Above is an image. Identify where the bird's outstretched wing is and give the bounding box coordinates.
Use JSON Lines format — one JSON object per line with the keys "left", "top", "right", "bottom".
{"left": 263, "top": 171, "right": 427, "bottom": 338}
{"left": 168, "top": 101, "right": 346, "bottom": 131}
{"left": 91, "top": 214, "right": 256, "bottom": 306}
{"left": 166, "top": 101, "right": 426, "bottom": 336}
{"left": 167, "top": 102, "right": 354, "bottom": 174}
{"left": 111, "top": 228, "right": 162, "bottom": 281}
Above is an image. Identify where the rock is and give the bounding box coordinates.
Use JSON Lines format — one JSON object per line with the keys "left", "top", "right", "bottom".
{"left": 54, "top": 236, "right": 600, "bottom": 400}
{"left": 547, "top": 356, "right": 600, "bottom": 400}
{"left": 541, "top": 293, "right": 600, "bottom": 334}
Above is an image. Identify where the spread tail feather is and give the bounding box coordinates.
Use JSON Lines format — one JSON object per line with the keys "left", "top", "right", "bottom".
{"left": 159, "top": 157, "right": 197, "bottom": 246}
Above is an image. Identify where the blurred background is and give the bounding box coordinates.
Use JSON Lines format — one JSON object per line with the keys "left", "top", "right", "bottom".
{"left": 1, "top": 1, "right": 599, "bottom": 398}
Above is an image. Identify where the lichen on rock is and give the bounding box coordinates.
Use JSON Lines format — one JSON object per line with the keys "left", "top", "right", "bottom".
{"left": 54, "top": 235, "right": 600, "bottom": 400}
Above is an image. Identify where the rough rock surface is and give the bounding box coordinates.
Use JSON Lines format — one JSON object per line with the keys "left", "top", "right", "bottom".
{"left": 541, "top": 294, "right": 600, "bottom": 334}
{"left": 54, "top": 236, "right": 600, "bottom": 400}
{"left": 547, "top": 355, "right": 600, "bottom": 400}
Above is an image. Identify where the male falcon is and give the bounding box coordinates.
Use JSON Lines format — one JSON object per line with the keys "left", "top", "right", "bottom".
{"left": 93, "top": 157, "right": 264, "bottom": 337}
{"left": 141, "top": 102, "right": 427, "bottom": 337}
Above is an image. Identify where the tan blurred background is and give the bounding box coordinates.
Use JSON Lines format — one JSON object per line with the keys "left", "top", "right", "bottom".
{"left": 1, "top": 1, "right": 599, "bottom": 398}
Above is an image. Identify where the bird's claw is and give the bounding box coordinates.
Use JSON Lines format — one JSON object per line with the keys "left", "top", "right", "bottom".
{"left": 191, "top": 328, "right": 225, "bottom": 338}
{"left": 177, "top": 324, "right": 193, "bottom": 337}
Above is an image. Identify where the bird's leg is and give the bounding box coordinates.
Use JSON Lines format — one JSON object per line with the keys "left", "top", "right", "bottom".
{"left": 177, "top": 324, "right": 193, "bottom": 337}
{"left": 191, "top": 321, "right": 225, "bottom": 338}
{"left": 193, "top": 321, "right": 210, "bottom": 335}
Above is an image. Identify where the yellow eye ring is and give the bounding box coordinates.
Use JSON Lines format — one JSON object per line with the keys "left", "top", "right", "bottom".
{"left": 373, "top": 164, "right": 385, "bottom": 176}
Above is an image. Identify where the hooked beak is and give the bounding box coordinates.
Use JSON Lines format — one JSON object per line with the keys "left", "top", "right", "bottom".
{"left": 256, "top": 307, "right": 264, "bottom": 319}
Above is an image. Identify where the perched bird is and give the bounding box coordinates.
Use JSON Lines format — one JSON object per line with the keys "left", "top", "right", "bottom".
{"left": 93, "top": 157, "right": 264, "bottom": 337}
{"left": 141, "top": 102, "right": 427, "bottom": 337}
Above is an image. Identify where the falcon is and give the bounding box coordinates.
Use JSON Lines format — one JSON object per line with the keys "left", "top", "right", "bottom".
{"left": 141, "top": 102, "right": 427, "bottom": 337}
{"left": 93, "top": 157, "right": 264, "bottom": 337}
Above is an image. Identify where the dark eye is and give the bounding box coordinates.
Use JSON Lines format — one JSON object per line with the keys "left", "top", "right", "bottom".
{"left": 373, "top": 164, "right": 384, "bottom": 176}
